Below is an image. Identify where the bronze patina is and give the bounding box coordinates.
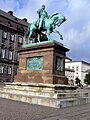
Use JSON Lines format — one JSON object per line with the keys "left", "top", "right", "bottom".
{"left": 25, "top": 5, "right": 66, "bottom": 44}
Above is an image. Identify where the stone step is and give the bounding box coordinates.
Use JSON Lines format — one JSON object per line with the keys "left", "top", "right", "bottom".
{"left": 3, "top": 82, "right": 78, "bottom": 91}
{"left": 0, "top": 87, "right": 88, "bottom": 99}
{"left": 0, "top": 83, "right": 89, "bottom": 108}
{"left": 0, "top": 91, "right": 90, "bottom": 108}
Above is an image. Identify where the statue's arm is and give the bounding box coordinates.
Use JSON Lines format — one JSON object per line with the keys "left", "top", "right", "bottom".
{"left": 37, "top": 9, "right": 40, "bottom": 14}
{"left": 37, "top": 9, "right": 41, "bottom": 18}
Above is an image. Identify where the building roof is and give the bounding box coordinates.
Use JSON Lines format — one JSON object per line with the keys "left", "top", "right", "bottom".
{"left": 65, "top": 56, "right": 72, "bottom": 61}
{"left": 65, "top": 60, "right": 90, "bottom": 66}
{"left": 0, "top": 9, "right": 28, "bottom": 27}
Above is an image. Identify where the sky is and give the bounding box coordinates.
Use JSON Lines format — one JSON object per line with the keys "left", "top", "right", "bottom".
{"left": 0, "top": 0, "right": 90, "bottom": 62}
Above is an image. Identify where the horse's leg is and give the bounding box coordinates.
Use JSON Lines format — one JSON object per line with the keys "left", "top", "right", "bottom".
{"left": 37, "top": 34, "right": 40, "bottom": 42}
{"left": 28, "top": 31, "right": 32, "bottom": 44}
{"left": 53, "top": 29, "right": 63, "bottom": 40}
{"left": 47, "top": 29, "right": 51, "bottom": 40}
{"left": 28, "top": 24, "right": 37, "bottom": 44}
{"left": 28, "top": 27, "right": 36, "bottom": 44}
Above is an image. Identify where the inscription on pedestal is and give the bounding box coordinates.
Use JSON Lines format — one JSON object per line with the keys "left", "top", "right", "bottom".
{"left": 26, "top": 56, "right": 43, "bottom": 70}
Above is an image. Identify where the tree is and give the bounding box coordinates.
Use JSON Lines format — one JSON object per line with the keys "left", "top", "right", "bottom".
{"left": 75, "top": 77, "right": 81, "bottom": 86}
{"left": 84, "top": 72, "right": 90, "bottom": 85}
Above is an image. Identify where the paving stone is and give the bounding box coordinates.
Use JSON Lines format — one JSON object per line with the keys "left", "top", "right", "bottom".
{"left": 0, "top": 97, "right": 90, "bottom": 120}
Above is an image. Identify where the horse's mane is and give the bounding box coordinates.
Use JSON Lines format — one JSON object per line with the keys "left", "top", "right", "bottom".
{"left": 50, "top": 13, "right": 59, "bottom": 18}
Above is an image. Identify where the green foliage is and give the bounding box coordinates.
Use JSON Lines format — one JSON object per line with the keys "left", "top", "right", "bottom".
{"left": 75, "top": 77, "right": 81, "bottom": 86}
{"left": 84, "top": 72, "right": 90, "bottom": 85}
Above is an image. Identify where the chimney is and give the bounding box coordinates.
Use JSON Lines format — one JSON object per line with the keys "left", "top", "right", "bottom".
{"left": 22, "top": 18, "right": 27, "bottom": 22}
{"left": 8, "top": 11, "right": 13, "bottom": 16}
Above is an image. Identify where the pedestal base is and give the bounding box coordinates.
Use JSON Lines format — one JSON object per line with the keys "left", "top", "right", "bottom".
{"left": 15, "top": 41, "right": 69, "bottom": 84}
{"left": 15, "top": 74, "right": 68, "bottom": 84}
{"left": 0, "top": 83, "right": 89, "bottom": 108}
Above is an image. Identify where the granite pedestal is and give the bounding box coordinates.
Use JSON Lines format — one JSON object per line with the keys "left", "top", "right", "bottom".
{"left": 14, "top": 41, "right": 69, "bottom": 84}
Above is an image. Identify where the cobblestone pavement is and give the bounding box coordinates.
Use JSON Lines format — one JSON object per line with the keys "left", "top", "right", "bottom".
{"left": 0, "top": 97, "right": 90, "bottom": 120}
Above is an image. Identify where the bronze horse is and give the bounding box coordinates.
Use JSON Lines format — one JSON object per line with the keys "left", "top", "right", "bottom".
{"left": 25, "top": 13, "right": 66, "bottom": 43}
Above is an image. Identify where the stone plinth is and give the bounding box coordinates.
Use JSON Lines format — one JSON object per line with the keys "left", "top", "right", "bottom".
{"left": 14, "top": 41, "right": 69, "bottom": 84}
{"left": 0, "top": 83, "right": 89, "bottom": 108}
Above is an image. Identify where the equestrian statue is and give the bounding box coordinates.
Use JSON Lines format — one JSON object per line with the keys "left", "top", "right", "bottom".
{"left": 25, "top": 5, "right": 66, "bottom": 44}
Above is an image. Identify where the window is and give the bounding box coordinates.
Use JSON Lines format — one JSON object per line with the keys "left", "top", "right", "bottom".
{"left": 18, "top": 36, "right": 23, "bottom": 43}
{"left": 15, "top": 67, "right": 18, "bottom": 74}
{"left": 8, "top": 51, "right": 13, "bottom": 60}
{"left": 2, "top": 32, "right": 7, "bottom": 39}
{"left": 10, "top": 34, "right": 14, "bottom": 41}
{"left": 72, "top": 66, "right": 74, "bottom": 70}
{"left": 0, "top": 66, "right": 4, "bottom": 73}
{"left": 76, "top": 66, "right": 79, "bottom": 71}
{"left": 7, "top": 67, "right": 12, "bottom": 74}
{"left": 68, "top": 66, "right": 70, "bottom": 69}
{"left": 1, "top": 49, "right": 5, "bottom": 58}
{"left": 18, "top": 44, "right": 21, "bottom": 48}
{"left": 17, "top": 53, "right": 19, "bottom": 61}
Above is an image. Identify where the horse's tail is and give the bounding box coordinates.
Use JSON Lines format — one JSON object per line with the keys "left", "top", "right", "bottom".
{"left": 24, "top": 24, "right": 31, "bottom": 38}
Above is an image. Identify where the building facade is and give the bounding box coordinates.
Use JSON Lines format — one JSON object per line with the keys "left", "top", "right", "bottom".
{"left": 0, "top": 10, "right": 28, "bottom": 82}
{"left": 65, "top": 59, "right": 90, "bottom": 85}
{"left": 65, "top": 68, "right": 75, "bottom": 85}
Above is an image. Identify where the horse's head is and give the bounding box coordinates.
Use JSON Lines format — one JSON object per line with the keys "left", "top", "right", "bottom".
{"left": 56, "top": 14, "right": 66, "bottom": 26}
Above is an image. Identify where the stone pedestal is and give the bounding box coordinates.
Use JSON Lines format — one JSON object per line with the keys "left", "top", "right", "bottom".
{"left": 14, "top": 41, "right": 69, "bottom": 84}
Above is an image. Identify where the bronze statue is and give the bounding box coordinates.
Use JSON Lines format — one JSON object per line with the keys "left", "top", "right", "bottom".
{"left": 25, "top": 5, "right": 66, "bottom": 44}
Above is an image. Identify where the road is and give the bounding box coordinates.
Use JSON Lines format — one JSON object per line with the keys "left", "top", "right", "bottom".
{"left": 0, "top": 97, "right": 90, "bottom": 120}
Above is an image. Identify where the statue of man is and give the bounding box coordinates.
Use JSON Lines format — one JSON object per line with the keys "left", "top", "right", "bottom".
{"left": 37, "top": 5, "right": 48, "bottom": 29}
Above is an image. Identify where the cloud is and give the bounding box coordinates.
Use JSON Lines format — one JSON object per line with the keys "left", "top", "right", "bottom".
{"left": 62, "top": 0, "right": 90, "bottom": 62}
{"left": 0, "top": 0, "right": 90, "bottom": 62}
{"left": 14, "top": 0, "right": 52, "bottom": 22}
{"left": 0, "top": 0, "right": 19, "bottom": 11}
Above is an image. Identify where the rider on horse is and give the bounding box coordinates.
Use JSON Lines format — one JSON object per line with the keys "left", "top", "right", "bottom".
{"left": 37, "top": 5, "right": 49, "bottom": 29}
{"left": 25, "top": 5, "right": 66, "bottom": 43}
